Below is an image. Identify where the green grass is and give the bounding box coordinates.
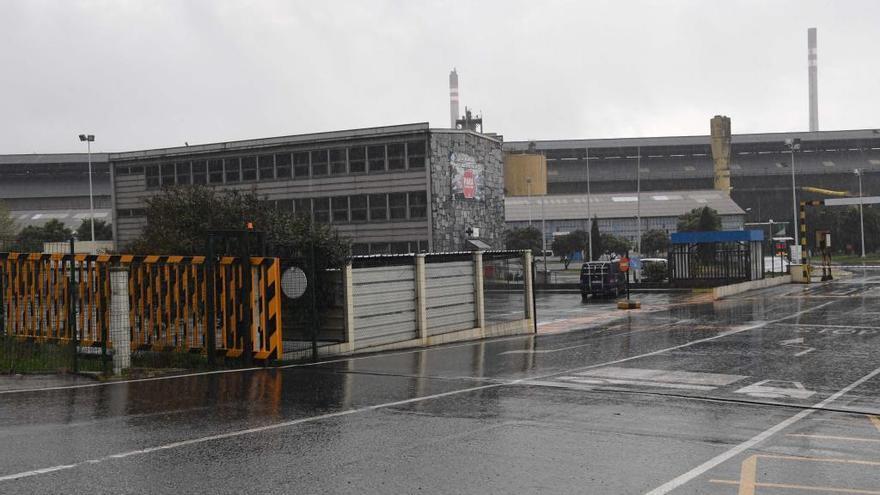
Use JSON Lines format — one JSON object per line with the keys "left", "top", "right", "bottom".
{"left": 0, "top": 337, "right": 105, "bottom": 374}
{"left": 830, "top": 254, "right": 880, "bottom": 265}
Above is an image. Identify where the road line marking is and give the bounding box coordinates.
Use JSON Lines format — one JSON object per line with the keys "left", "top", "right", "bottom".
{"left": 644, "top": 363, "right": 880, "bottom": 495}
{"left": 775, "top": 323, "right": 880, "bottom": 330}
{"left": 555, "top": 377, "right": 716, "bottom": 391}
{"left": 756, "top": 454, "right": 880, "bottom": 466}
{"left": 794, "top": 348, "right": 816, "bottom": 356}
{"left": 710, "top": 479, "right": 880, "bottom": 494}
{"left": 0, "top": 303, "right": 838, "bottom": 482}
{"left": 786, "top": 433, "right": 880, "bottom": 443}
{"left": 870, "top": 415, "right": 880, "bottom": 432}
{"left": 738, "top": 455, "right": 757, "bottom": 495}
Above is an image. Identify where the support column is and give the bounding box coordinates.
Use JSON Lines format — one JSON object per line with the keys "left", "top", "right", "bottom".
{"left": 415, "top": 254, "right": 428, "bottom": 342}
{"left": 109, "top": 267, "right": 131, "bottom": 375}
{"left": 473, "top": 251, "right": 485, "bottom": 333}
{"left": 342, "top": 262, "right": 355, "bottom": 352}
{"left": 523, "top": 251, "right": 535, "bottom": 323}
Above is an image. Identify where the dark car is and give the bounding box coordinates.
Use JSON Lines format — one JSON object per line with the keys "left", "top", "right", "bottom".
{"left": 580, "top": 261, "right": 626, "bottom": 300}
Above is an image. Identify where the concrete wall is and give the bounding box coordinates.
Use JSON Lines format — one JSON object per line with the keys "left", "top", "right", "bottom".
{"left": 429, "top": 130, "right": 506, "bottom": 252}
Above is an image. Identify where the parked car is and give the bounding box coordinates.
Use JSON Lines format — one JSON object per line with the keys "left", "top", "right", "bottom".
{"left": 580, "top": 261, "right": 626, "bottom": 299}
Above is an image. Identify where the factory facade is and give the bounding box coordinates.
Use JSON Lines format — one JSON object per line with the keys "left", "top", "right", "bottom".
{"left": 110, "top": 123, "right": 505, "bottom": 254}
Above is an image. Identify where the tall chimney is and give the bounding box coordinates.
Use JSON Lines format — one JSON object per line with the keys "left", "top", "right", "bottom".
{"left": 449, "top": 69, "right": 459, "bottom": 128}
{"left": 710, "top": 115, "right": 731, "bottom": 195}
{"left": 808, "top": 28, "right": 818, "bottom": 132}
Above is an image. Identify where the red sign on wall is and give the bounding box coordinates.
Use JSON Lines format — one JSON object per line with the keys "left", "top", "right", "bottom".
{"left": 462, "top": 169, "right": 476, "bottom": 199}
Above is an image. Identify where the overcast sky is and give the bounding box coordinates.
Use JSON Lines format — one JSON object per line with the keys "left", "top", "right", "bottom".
{"left": 2, "top": 0, "right": 878, "bottom": 154}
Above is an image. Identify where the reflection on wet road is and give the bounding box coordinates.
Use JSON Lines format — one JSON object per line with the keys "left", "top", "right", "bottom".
{"left": 2, "top": 274, "right": 880, "bottom": 494}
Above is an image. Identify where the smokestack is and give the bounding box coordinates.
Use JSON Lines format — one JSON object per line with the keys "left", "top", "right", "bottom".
{"left": 710, "top": 115, "right": 731, "bottom": 195}
{"left": 808, "top": 28, "right": 818, "bottom": 132}
{"left": 449, "top": 69, "right": 459, "bottom": 128}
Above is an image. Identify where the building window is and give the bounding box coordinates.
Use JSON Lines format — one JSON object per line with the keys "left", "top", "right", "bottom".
{"left": 391, "top": 242, "right": 410, "bottom": 254}
{"left": 352, "top": 243, "right": 369, "bottom": 256}
{"left": 329, "top": 148, "right": 346, "bottom": 175}
{"left": 313, "top": 197, "right": 330, "bottom": 223}
{"left": 276, "top": 198, "right": 293, "bottom": 211}
{"left": 293, "top": 152, "right": 310, "bottom": 178}
{"left": 388, "top": 143, "right": 405, "bottom": 170}
{"left": 294, "top": 198, "right": 311, "bottom": 219}
{"left": 161, "top": 163, "right": 175, "bottom": 186}
{"left": 408, "top": 191, "right": 427, "bottom": 218}
{"left": 349, "top": 146, "right": 366, "bottom": 173}
{"left": 311, "top": 150, "right": 328, "bottom": 176}
{"left": 417, "top": 240, "right": 429, "bottom": 252}
{"left": 368, "top": 145, "right": 386, "bottom": 172}
{"left": 407, "top": 141, "right": 426, "bottom": 169}
{"left": 208, "top": 159, "right": 224, "bottom": 184}
{"left": 241, "top": 156, "right": 257, "bottom": 181}
{"left": 350, "top": 195, "right": 367, "bottom": 222}
{"left": 192, "top": 160, "right": 207, "bottom": 184}
{"left": 258, "top": 155, "right": 275, "bottom": 180}
{"left": 176, "top": 162, "right": 191, "bottom": 185}
{"left": 331, "top": 196, "right": 349, "bottom": 223}
{"left": 368, "top": 194, "right": 387, "bottom": 221}
{"left": 389, "top": 192, "right": 407, "bottom": 219}
{"left": 225, "top": 157, "right": 240, "bottom": 182}
{"left": 146, "top": 165, "right": 159, "bottom": 188}
{"left": 276, "top": 153, "right": 291, "bottom": 179}
{"left": 370, "top": 242, "right": 390, "bottom": 254}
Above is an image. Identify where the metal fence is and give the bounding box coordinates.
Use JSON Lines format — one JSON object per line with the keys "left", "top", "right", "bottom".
{"left": 669, "top": 242, "right": 764, "bottom": 287}
{"left": 482, "top": 252, "right": 527, "bottom": 326}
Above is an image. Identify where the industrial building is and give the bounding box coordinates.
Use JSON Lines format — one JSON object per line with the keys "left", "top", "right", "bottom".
{"left": 109, "top": 123, "right": 505, "bottom": 253}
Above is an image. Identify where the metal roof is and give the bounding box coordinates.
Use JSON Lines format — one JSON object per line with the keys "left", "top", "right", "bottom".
{"left": 0, "top": 153, "right": 109, "bottom": 165}
{"left": 504, "top": 129, "right": 880, "bottom": 152}
{"left": 109, "top": 123, "right": 431, "bottom": 161}
{"left": 671, "top": 230, "right": 764, "bottom": 244}
{"left": 9, "top": 209, "right": 111, "bottom": 229}
{"left": 505, "top": 190, "right": 745, "bottom": 222}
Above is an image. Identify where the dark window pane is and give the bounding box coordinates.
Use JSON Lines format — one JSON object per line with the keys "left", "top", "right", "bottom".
{"left": 370, "top": 242, "right": 390, "bottom": 254}
{"left": 145, "top": 165, "right": 159, "bottom": 188}
{"left": 389, "top": 192, "right": 407, "bottom": 219}
{"left": 175, "top": 162, "right": 191, "bottom": 185}
{"left": 313, "top": 197, "right": 329, "bottom": 223}
{"left": 294, "top": 198, "right": 311, "bottom": 219}
{"left": 388, "top": 143, "right": 405, "bottom": 170}
{"left": 417, "top": 240, "right": 429, "bottom": 252}
{"left": 192, "top": 160, "right": 207, "bottom": 184}
{"left": 311, "top": 150, "right": 328, "bottom": 176}
{"left": 368, "top": 194, "right": 387, "bottom": 221}
{"left": 258, "top": 155, "right": 274, "bottom": 180}
{"left": 391, "top": 242, "right": 410, "bottom": 254}
{"left": 241, "top": 156, "right": 257, "bottom": 181}
{"left": 293, "top": 152, "right": 310, "bottom": 178}
{"left": 276, "top": 198, "right": 293, "bottom": 211}
{"left": 409, "top": 191, "right": 427, "bottom": 218}
{"left": 368, "top": 145, "right": 386, "bottom": 172}
{"left": 329, "top": 148, "right": 346, "bottom": 175}
{"left": 349, "top": 146, "right": 366, "bottom": 173}
{"left": 208, "top": 159, "right": 224, "bottom": 183}
{"left": 407, "top": 141, "right": 426, "bottom": 169}
{"left": 331, "top": 196, "right": 348, "bottom": 223}
{"left": 225, "top": 157, "right": 240, "bottom": 182}
{"left": 275, "top": 153, "right": 291, "bottom": 178}
{"left": 352, "top": 243, "right": 369, "bottom": 256}
{"left": 161, "top": 163, "right": 175, "bottom": 186}
{"left": 350, "top": 195, "right": 367, "bottom": 222}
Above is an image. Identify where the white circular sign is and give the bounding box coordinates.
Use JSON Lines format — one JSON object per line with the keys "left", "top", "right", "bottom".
{"left": 280, "top": 267, "right": 308, "bottom": 299}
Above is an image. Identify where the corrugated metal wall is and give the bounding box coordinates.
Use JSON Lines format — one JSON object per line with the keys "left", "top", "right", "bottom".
{"left": 351, "top": 265, "right": 417, "bottom": 346}
{"left": 425, "top": 261, "right": 476, "bottom": 335}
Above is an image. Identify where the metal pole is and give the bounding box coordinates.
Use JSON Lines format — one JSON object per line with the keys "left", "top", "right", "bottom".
{"left": 87, "top": 139, "right": 96, "bottom": 245}
{"left": 527, "top": 178, "right": 532, "bottom": 227}
{"left": 636, "top": 146, "right": 641, "bottom": 254}
{"left": 790, "top": 149, "right": 798, "bottom": 256}
{"left": 541, "top": 195, "right": 547, "bottom": 282}
{"left": 69, "top": 238, "right": 78, "bottom": 373}
{"left": 205, "top": 235, "right": 216, "bottom": 366}
{"left": 858, "top": 169, "right": 866, "bottom": 258}
{"left": 586, "top": 147, "right": 593, "bottom": 261}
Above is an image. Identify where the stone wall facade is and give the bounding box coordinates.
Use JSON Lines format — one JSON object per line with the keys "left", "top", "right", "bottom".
{"left": 429, "top": 130, "right": 505, "bottom": 252}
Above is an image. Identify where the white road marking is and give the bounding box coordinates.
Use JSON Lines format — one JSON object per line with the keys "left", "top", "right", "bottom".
{"left": 555, "top": 377, "right": 716, "bottom": 391}
{"left": 644, "top": 365, "right": 880, "bottom": 495}
{"left": 734, "top": 380, "right": 816, "bottom": 400}
{"left": 573, "top": 367, "right": 746, "bottom": 387}
{"left": 778, "top": 337, "right": 816, "bottom": 356}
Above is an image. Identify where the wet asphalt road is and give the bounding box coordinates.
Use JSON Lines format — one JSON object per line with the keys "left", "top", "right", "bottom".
{"left": 2, "top": 273, "right": 880, "bottom": 494}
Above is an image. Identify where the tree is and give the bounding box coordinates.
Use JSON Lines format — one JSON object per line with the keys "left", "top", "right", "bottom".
{"left": 551, "top": 230, "right": 589, "bottom": 267}
{"left": 76, "top": 219, "right": 113, "bottom": 241}
{"left": 0, "top": 201, "right": 17, "bottom": 250}
{"left": 16, "top": 219, "right": 72, "bottom": 252}
{"left": 677, "top": 206, "right": 721, "bottom": 232}
{"left": 590, "top": 216, "right": 601, "bottom": 261}
{"left": 504, "top": 226, "right": 542, "bottom": 256}
{"left": 599, "top": 233, "right": 631, "bottom": 256}
{"left": 641, "top": 229, "right": 669, "bottom": 256}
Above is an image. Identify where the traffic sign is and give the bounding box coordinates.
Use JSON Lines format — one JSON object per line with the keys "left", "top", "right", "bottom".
{"left": 619, "top": 257, "right": 630, "bottom": 272}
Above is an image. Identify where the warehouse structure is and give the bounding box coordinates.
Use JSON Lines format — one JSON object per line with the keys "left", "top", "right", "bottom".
{"left": 110, "top": 123, "right": 504, "bottom": 253}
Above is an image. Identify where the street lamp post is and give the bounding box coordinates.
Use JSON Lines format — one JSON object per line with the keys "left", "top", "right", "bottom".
{"left": 636, "top": 146, "right": 642, "bottom": 254}
{"left": 585, "top": 147, "right": 592, "bottom": 261}
{"left": 526, "top": 177, "right": 533, "bottom": 226}
{"left": 78, "top": 134, "right": 96, "bottom": 246}
{"left": 786, "top": 139, "right": 801, "bottom": 260}
{"left": 855, "top": 168, "right": 866, "bottom": 258}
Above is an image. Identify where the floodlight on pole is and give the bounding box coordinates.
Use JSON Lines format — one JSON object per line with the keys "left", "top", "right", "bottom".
{"left": 78, "top": 133, "right": 96, "bottom": 247}
{"left": 785, "top": 138, "right": 801, "bottom": 259}
{"left": 855, "top": 168, "right": 866, "bottom": 258}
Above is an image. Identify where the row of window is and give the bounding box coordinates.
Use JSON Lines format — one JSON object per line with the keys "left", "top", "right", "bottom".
{"left": 351, "top": 240, "right": 429, "bottom": 255}
{"left": 133, "top": 141, "right": 427, "bottom": 189}
{"left": 118, "top": 191, "right": 428, "bottom": 224}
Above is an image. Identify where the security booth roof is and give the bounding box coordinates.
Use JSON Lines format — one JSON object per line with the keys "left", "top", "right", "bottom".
{"left": 671, "top": 230, "right": 764, "bottom": 244}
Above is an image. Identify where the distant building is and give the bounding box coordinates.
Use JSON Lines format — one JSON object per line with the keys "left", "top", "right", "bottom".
{"left": 505, "top": 189, "right": 745, "bottom": 247}
{"left": 110, "top": 123, "right": 505, "bottom": 253}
